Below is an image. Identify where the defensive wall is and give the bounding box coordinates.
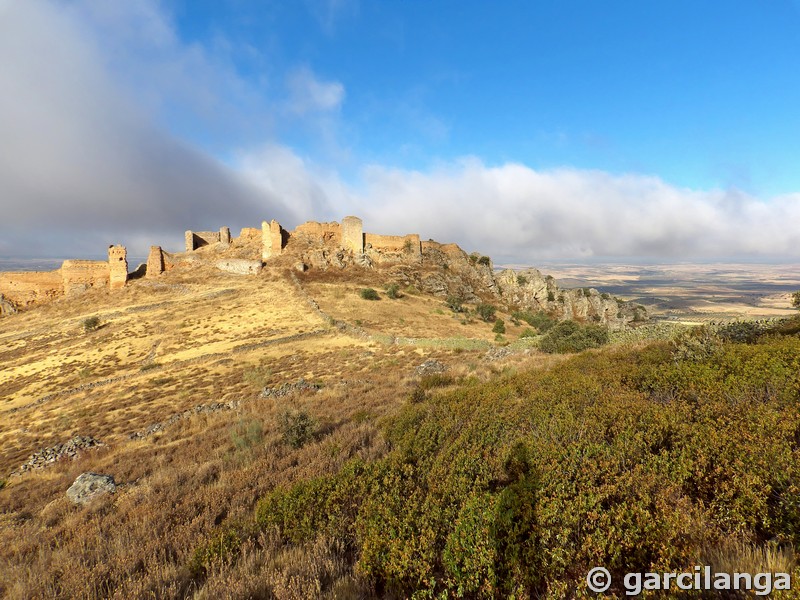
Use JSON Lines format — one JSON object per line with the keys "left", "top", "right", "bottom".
{"left": 0, "top": 270, "right": 63, "bottom": 307}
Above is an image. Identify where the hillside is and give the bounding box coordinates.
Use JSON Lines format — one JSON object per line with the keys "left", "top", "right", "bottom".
{"left": 4, "top": 220, "right": 798, "bottom": 598}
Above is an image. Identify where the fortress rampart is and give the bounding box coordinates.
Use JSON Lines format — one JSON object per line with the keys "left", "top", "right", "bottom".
{"left": 0, "top": 271, "right": 63, "bottom": 306}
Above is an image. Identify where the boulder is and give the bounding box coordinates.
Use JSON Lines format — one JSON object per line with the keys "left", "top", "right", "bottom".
{"left": 414, "top": 359, "right": 448, "bottom": 377}
{"left": 215, "top": 259, "right": 262, "bottom": 275}
{"left": 66, "top": 472, "right": 116, "bottom": 505}
{"left": 0, "top": 294, "right": 17, "bottom": 316}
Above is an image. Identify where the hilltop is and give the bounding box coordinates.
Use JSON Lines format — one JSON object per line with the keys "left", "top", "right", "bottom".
{"left": 0, "top": 216, "right": 666, "bottom": 598}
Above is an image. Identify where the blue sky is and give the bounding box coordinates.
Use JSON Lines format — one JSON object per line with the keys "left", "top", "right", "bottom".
{"left": 165, "top": 0, "right": 800, "bottom": 195}
{"left": 2, "top": 0, "right": 800, "bottom": 261}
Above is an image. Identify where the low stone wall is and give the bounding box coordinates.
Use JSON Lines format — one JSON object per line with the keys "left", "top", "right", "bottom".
{"left": 0, "top": 270, "right": 63, "bottom": 306}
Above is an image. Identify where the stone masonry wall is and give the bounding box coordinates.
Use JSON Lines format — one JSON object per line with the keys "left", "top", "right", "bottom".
{"left": 61, "top": 260, "right": 109, "bottom": 294}
{"left": 0, "top": 270, "right": 63, "bottom": 306}
{"left": 108, "top": 245, "right": 128, "bottom": 289}
{"left": 294, "top": 221, "right": 342, "bottom": 245}
{"left": 364, "top": 233, "right": 421, "bottom": 255}
{"left": 341, "top": 216, "right": 364, "bottom": 254}
{"left": 185, "top": 230, "right": 221, "bottom": 251}
{"left": 146, "top": 246, "right": 164, "bottom": 278}
{"left": 262, "top": 220, "right": 284, "bottom": 261}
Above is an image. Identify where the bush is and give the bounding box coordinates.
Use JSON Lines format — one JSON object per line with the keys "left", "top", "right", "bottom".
{"left": 512, "top": 311, "right": 556, "bottom": 332}
{"left": 230, "top": 418, "right": 263, "bottom": 452}
{"left": 360, "top": 288, "right": 380, "bottom": 301}
{"left": 477, "top": 256, "right": 491, "bottom": 266}
{"left": 476, "top": 303, "right": 497, "bottom": 322}
{"left": 82, "top": 316, "right": 101, "bottom": 332}
{"left": 547, "top": 291, "right": 555, "bottom": 302}
{"left": 446, "top": 295, "right": 465, "bottom": 313}
{"left": 516, "top": 275, "right": 529, "bottom": 286}
{"left": 519, "top": 327, "right": 537, "bottom": 338}
{"left": 277, "top": 408, "right": 317, "bottom": 449}
{"left": 492, "top": 319, "right": 506, "bottom": 334}
{"left": 538, "top": 320, "right": 610, "bottom": 353}
{"left": 386, "top": 283, "right": 401, "bottom": 299}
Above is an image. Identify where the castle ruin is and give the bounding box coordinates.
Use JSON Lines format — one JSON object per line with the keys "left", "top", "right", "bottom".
{"left": 0, "top": 216, "right": 427, "bottom": 310}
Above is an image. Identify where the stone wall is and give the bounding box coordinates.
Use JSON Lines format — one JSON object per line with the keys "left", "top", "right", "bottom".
{"left": 0, "top": 270, "right": 63, "bottom": 306}
{"left": 185, "top": 230, "right": 221, "bottom": 251}
{"left": 341, "top": 216, "right": 364, "bottom": 254}
{"left": 220, "top": 226, "right": 231, "bottom": 244}
{"left": 238, "top": 227, "right": 261, "bottom": 241}
{"left": 294, "top": 221, "right": 342, "bottom": 245}
{"left": 146, "top": 246, "right": 164, "bottom": 278}
{"left": 364, "top": 233, "right": 421, "bottom": 255}
{"left": 108, "top": 245, "right": 128, "bottom": 290}
{"left": 61, "top": 260, "right": 109, "bottom": 294}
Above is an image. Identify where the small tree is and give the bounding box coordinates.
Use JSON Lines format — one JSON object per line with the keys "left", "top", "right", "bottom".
{"left": 386, "top": 283, "right": 401, "bottom": 299}
{"left": 792, "top": 291, "right": 800, "bottom": 310}
{"left": 82, "top": 316, "right": 101, "bottom": 332}
{"left": 492, "top": 318, "right": 506, "bottom": 334}
{"left": 476, "top": 303, "right": 497, "bottom": 322}
{"left": 446, "top": 295, "right": 465, "bottom": 313}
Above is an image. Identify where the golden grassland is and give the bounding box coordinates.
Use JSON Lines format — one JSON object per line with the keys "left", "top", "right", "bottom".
{"left": 0, "top": 260, "right": 554, "bottom": 598}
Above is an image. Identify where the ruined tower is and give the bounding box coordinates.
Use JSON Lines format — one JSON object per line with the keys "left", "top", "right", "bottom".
{"left": 108, "top": 245, "right": 128, "bottom": 289}
{"left": 262, "top": 220, "right": 284, "bottom": 261}
{"left": 342, "top": 216, "right": 364, "bottom": 254}
{"left": 146, "top": 246, "right": 164, "bottom": 278}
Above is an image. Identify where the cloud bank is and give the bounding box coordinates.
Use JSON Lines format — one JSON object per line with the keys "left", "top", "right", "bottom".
{"left": 2, "top": 0, "right": 800, "bottom": 264}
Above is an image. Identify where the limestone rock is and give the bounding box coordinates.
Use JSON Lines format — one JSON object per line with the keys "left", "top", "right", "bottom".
{"left": 0, "top": 294, "right": 17, "bottom": 316}
{"left": 215, "top": 259, "right": 262, "bottom": 275}
{"left": 66, "top": 472, "right": 116, "bottom": 505}
{"left": 414, "top": 360, "right": 448, "bottom": 377}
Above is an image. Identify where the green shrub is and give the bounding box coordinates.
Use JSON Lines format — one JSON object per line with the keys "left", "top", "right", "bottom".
{"left": 476, "top": 303, "right": 497, "bottom": 322}
{"left": 492, "top": 319, "right": 506, "bottom": 334}
{"left": 716, "top": 320, "right": 769, "bottom": 344}
{"left": 277, "top": 408, "right": 317, "bottom": 449}
{"left": 82, "top": 316, "right": 101, "bottom": 332}
{"left": 189, "top": 526, "right": 243, "bottom": 575}
{"left": 547, "top": 291, "right": 555, "bottom": 302}
{"left": 516, "top": 275, "right": 529, "bottom": 286}
{"left": 478, "top": 256, "right": 491, "bottom": 266}
{"left": 0, "top": 478, "right": 6, "bottom": 491}
{"left": 581, "top": 287, "right": 591, "bottom": 297}
{"left": 538, "top": 320, "right": 609, "bottom": 353}
{"left": 512, "top": 311, "right": 556, "bottom": 332}
{"left": 230, "top": 418, "right": 263, "bottom": 451}
{"left": 360, "top": 288, "right": 380, "bottom": 300}
{"left": 419, "top": 373, "right": 455, "bottom": 390}
{"left": 446, "top": 295, "right": 465, "bottom": 313}
{"left": 519, "top": 327, "right": 537, "bottom": 338}
{"left": 386, "top": 283, "right": 401, "bottom": 299}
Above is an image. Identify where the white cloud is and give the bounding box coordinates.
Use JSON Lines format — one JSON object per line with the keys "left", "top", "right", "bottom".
{"left": 0, "top": 0, "right": 287, "bottom": 257}
{"left": 343, "top": 160, "right": 800, "bottom": 261}
{"left": 286, "top": 66, "right": 345, "bottom": 115}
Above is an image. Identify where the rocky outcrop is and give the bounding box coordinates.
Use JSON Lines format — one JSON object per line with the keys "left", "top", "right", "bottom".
{"left": 66, "top": 472, "right": 116, "bottom": 505}
{"left": 216, "top": 259, "right": 262, "bottom": 275}
{"left": 0, "top": 293, "right": 17, "bottom": 316}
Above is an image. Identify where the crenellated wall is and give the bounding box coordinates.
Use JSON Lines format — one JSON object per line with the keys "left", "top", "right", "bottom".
{"left": 0, "top": 270, "right": 63, "bottom": 307}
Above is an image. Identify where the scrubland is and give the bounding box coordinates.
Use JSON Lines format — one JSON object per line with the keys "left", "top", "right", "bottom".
{"left": 2, "top": 262, "right": 800, "bottom": 599}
